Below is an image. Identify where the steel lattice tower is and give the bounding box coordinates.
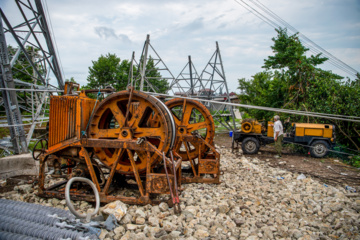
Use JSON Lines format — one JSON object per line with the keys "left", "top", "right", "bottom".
{"left": 0, "top": 0, "right": 64, "bottom": 155}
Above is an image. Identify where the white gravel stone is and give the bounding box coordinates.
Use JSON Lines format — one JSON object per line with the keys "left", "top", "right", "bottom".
{"left": 101, "top": 200, "right": 127, "bottom": 222}
{"left": 159, "top": 202, "right": 169, "bottom": 212}
{"left": 2, "top": 148, "right": 359, "bottom": 239}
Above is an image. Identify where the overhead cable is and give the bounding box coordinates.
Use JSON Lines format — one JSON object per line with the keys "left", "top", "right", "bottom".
{"left": 251, "top": 0, "right": 359, "bottom": 77}
{"left": 233, "top": 0, "right": 359, "bottom": 78}
{"left": 144, "top": 92, "right": 360, "bottom": 123}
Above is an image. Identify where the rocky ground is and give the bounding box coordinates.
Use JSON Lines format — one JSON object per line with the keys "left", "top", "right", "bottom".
{"left": 1, "top": 143, "right": 360, "bottom": 239}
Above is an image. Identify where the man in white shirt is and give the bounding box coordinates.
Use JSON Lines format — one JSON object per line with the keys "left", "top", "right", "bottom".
{"left": 273, "top": 115, "right": 283, "bottom": 158}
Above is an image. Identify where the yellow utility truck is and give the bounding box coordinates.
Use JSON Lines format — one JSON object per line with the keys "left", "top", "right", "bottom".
{"left": 233, "top": 119, "right": 336, "bottom": 158}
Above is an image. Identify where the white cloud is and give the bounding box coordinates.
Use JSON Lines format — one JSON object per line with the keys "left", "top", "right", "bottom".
{"left": 2, "top": 0, "right": 359, "bottom": 88}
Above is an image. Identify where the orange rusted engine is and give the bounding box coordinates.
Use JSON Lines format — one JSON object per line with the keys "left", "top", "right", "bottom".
{"left": 48, "top": 95, "right": 95, "bottom": 153}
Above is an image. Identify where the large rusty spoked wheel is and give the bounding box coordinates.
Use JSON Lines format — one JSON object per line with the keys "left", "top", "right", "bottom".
{"left": 165, "top": 98, "right": 215, "bottom": 161}
{"left": 88, "top": 90, "right": 175, "bottom": 175}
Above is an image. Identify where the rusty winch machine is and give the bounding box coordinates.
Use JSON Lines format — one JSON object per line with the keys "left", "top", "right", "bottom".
{"left": 34, "top": 83, "right": 220, "bottom": 211}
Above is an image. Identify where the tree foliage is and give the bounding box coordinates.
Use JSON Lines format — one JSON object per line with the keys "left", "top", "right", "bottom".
{"left": 238, "top": 28, "right": 360, "bottom": 157}
{"left": 84, "top": 53, "right": 169, "bottom": 93}
{"left": 139, "top": 57, "right": 169, "bottom": 93}
{"left": 2, "top": 45, "right": 45, "bottom": 115}
{"left": 8, "top": 45, "right": 45, "bottom": 84}
{"left": 85, "top": 53, "right": 129, "bottom": 90}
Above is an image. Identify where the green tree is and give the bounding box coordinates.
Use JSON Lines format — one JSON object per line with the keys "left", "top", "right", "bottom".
{"left": 65, "top": 77, "right": 76, "bottom": 83}
{"left": 238, "top": 28, "right": 360, "bottom": 154}
{"left": 85, "top": 53, "right": 130, "bottom": 90}
{"left": 85, "top": 53, "right": 169, "bottom": 93}
{"left": 8, "top": 45, "right": 45, "bottom": 85}
{"left": 2, "top": 45, "right": 45, "bottom": 115}
{"left": 142, "top": 57, "right": 169, "bottom": 93}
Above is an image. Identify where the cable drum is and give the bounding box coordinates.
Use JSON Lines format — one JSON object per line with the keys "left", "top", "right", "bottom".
{"left": 89, "top": 90, "right": 176, "bottom": 175}
{"left": 149, "top": 94, "right": 176, "bottom": 149}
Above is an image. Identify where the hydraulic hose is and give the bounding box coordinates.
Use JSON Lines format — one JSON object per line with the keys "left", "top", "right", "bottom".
{"left": 65, "top": 177, "right": 100, "bottom": 220}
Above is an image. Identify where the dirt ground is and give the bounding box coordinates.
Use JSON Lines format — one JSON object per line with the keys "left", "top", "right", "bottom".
{"left": 214, "top": 133, "right": 360, "bottom": 189}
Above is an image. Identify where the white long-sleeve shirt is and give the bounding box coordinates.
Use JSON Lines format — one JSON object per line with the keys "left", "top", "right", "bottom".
{"left": 274, "top": 120, "right": 284, "bottom": 138}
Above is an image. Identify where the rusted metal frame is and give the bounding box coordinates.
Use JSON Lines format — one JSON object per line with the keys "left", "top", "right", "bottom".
{"left": 181, "top": 135, "right": 220, "bottom": 158}
{"left": 198, "top": 139, "right": 220, "bottom": 183}
{"left": 45, "top": 180, "right": 67, "bottom": 191}
{"left": 102, "top": 149, "right": 125, "bottom": 195}
{"left": 179, "top": 134, "right": 220, "bottom": 184}
{"left": 124, "top": 87, "right": 134, "bottom": 127}
{"left": 82, "top": 139, "right": 156, "bottom": 152}
{"left": 146, "top": 140, "right": 175, "bottom": 167}
{"left": 195, "top": 136, "right": 220, "bottom": 160}
{"left": 172, "top": 151, "right": 183, "bottom": 187}
{"left": 183, "top": 138, "right": 198, "bottom": 177}
{"left": 162, "top": 152, "right": 176, "bottom": 203}
{"left": 127, "top": 149, "right": 145, "bottom": 197}
{"left": 181, "top": 99, "right": 187, "bottom": 124}
{"left": 80, "top": 147, "right": 101, "bottom": 192}
{"left": 46, "top": 140, "right": 81, "bottom": 157}
{"left": 145, "top": 151, "right": 152, "bottom": 194}
{"left": 38, "top": 155, "right": 49, "bottom": 191}
{"left": 170, "top": 151, "right": 180, "bottom": 210}
{"left": 198, "top": 141, "right": 202, "bottom": 162}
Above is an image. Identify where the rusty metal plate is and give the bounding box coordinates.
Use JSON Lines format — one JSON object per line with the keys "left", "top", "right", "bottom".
{"left": 198, "top": 158, "right": 219, "bottom": 174}
{"left": 147, "top": 173, "right": 174, "bottom": 194}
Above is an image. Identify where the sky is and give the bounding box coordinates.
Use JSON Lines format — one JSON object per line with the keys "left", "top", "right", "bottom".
{"left": 1, "top": 0, "right": 360, "bottom": 93}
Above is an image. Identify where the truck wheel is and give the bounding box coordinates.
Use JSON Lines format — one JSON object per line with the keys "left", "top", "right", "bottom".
{"left": 310, "top": 140, "right": 329, "bottom": 158}
{"left": 241, "top": 137, "right": 260, "bottom": 154}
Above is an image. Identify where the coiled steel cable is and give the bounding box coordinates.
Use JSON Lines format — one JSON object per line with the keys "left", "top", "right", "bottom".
{"left": 0, "top": 199, "right": 94, "bottom": 240}
{"left": 0, "top": 199, "right": 74, "bottom": 219}
{"left": 0, "top": 215, "right": 83, "bottom": 239}
{"left": 0, "top": 230, "right": 39, "bottom": 240}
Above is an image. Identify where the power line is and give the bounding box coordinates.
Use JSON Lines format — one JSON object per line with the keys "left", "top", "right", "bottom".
{"left": 42, "top": 0, "right": 66, "bottom": 82}
{"left": 233, "top": 0, "right": 359, "bottom": 78}
{"left": 251, "top": 0, "right": 359, "bottom": 77}
{"left": 144, "top": 92, "right": 360, "bottom": 123}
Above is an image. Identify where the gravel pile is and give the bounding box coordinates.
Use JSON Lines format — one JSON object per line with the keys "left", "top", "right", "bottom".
{"left": 1, "top": 147, "right": 359, "bottom": 240}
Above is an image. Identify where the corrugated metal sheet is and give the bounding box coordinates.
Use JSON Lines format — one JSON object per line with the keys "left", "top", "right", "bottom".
{"left": 48, "top": 96, "right": 77, "bottom": 147}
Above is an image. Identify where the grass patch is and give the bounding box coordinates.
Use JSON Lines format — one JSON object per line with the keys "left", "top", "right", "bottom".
{"left": 0, "top": 128, "right": 10, "bottom": 139}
